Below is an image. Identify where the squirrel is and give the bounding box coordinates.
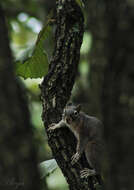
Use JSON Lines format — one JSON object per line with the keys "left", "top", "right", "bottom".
{"left": 48, "top": 104, "right": 104, "bottom": 185}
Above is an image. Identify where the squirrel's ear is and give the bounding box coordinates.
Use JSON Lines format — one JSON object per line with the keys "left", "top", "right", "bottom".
{"left": 76, "top": 104, "right": 81, "bottom": 112}
{"left": 67, "top": 102, "right": 73, "bottom": 106}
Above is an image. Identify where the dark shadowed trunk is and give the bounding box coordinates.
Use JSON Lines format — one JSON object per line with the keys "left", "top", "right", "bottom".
{"left": 40, "top": 0, "right": 101, "bottom": 189}
{"left": 0, "top": 5, "right": 41, "bottom": 190}
{"left": 86, "top": 1, "right": 134, "bottom": 189}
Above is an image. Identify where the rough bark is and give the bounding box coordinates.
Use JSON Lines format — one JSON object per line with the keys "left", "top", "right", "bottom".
{"left": 86, "top": 1, "right": 134, "bottom": 189}
{"left": 41, "top": 0, "right": 98, "bottom": 189}
{"left": 0, "top": 5, "right": 41, "bottom": 190}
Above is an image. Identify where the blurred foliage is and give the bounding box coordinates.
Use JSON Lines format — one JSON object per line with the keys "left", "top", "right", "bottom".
{"left": 2, "top": 0, "right": 91, "bottom": 189}
{"left": 47, "top": 168, "right": 68, "bottom": 190}
{"left": 39, "top": 159, "right": 58, "bottom": 179}
{"left": 15, "top": 24, "right": 51, "bottom": 79}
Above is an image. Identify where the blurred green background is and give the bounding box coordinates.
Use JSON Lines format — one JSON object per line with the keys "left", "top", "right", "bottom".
{"left": 2, "top": 0, "right": 134, "bottom": 189}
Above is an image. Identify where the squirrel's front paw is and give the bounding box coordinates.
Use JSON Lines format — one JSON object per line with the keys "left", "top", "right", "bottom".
{"left": 48, "top": 123, "right": 56, "bottom": 131}
{"left": 71, "top": 152, "right": 80, "bottom": 165}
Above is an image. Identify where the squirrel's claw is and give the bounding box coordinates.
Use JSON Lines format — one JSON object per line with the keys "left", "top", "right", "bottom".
{"left": 47, "top": 123, "right": 56, "bottom": 131}
{"left": 80, "top": 168, "right": 96, "bottom": 178}
{"left": 71, "top": 152, "right": 80, "bottom": 165}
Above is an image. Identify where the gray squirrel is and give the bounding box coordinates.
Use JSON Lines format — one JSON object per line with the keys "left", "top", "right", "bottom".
{"left": 48, "top": 104, "right": 104, "bottom": 183}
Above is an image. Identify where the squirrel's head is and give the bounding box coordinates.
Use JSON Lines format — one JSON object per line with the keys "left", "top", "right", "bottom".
{"left": 62, "top": 104, "right": 81, "bottom": 125}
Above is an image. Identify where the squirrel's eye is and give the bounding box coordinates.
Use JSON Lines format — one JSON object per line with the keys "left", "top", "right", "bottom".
{"left": 74, "top": 110, "right": 78, "bottom": 116}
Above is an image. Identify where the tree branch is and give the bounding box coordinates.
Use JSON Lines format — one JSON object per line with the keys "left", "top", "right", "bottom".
{"left": 41, "top": 0, "right": 97, "bottom": 189}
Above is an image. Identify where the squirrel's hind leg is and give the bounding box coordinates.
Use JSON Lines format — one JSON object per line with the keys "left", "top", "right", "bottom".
{"left": 80, "top": 168, "right": 96, "bottom": 178}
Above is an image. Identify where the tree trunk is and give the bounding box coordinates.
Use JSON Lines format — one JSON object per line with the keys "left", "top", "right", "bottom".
{"left": 41, "top": 0, "right": 99, "bottom": 189}
{"left": 86, "top": 1, "right": 134, "bottom": 189}
{"left": 0, "top": 5, "right": 41, "bottom": 190}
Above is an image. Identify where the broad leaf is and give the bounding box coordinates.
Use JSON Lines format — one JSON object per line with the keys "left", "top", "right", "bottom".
{"left": 39, "top": 159, "right": 58, "bottom": 179}
{"left": 15, "top": 24, "right": 51, "bottom": 79}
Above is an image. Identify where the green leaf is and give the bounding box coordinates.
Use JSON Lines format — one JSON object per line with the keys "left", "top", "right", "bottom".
{"left": 39, "top": 159, "right": 58, "bottom": 179}
{"left": 15, "top": 24, "right": 51, "bottom": 79}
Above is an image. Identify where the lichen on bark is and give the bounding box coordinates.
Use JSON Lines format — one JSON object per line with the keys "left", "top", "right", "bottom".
{"left": 41, "top": 0, "right": 96, "bottom": 189}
